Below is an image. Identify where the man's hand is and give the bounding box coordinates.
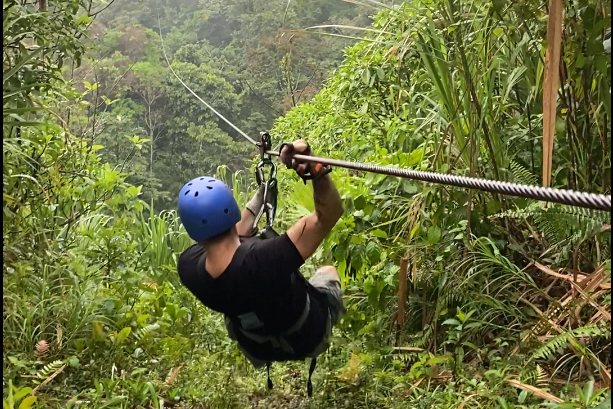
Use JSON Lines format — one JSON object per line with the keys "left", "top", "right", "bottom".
{"left": 282, "top": 139, "right": 344, "bottom": 260}
{"left": 279, "top": 139, "right": 310, "bottom": 176}
{"left": 279, "top": 139, "right": 330, "bottom": 182}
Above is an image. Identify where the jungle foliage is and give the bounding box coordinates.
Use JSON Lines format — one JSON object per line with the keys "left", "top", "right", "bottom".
{"left": 3, "top": 0, "right": 611, "bottom": 408}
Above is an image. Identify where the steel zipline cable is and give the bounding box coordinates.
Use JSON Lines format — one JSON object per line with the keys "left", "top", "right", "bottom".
{"left": 268, "top": 151, "right": 610, "bottom": 211}
{"left": 158, "top": 25, "right": 611, "bottom": 212}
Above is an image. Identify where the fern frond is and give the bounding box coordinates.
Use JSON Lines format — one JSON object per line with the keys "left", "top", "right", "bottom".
{"left": 134, "top": 323, "right": 160, "bottom": 341}
{"left": 531, "top": 332, "right": 567, "bottom": 361}
{"left": 535, "top": 365, "right": 548, "bottom": 388}
{"left": 531, "top": 324, "right": 611, "bottom": 363}
{"left": 572, "top": 324, "right": 611, "bottom": 339}
{"left": 493, "top": 204, "right": 610, "bottom": 247}
{"left": 35, "top": 360, "right": 65, "bottom": 381}
{"left": 511, "top": 161, "right": 538, "bottom": 186}
{"left": 520, "top": 364, "right": 550, "bottom": 386}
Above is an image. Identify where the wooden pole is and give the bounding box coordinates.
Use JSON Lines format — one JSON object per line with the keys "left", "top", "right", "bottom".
{"left": 542, "top": 0, "right": 564, "bottom": 187}
{"left": 397, "top": 257, "right": 409, "bottom": 333}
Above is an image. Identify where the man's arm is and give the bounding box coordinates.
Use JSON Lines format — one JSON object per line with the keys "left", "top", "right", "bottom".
{"left": 236, "top": 208, "right": 257, "bottom": 237}
{"left": 284, "top": 142, "right": 344, "bottom": 260}
{"left": 236, "top": 186, "right": 264, "bottom": 237}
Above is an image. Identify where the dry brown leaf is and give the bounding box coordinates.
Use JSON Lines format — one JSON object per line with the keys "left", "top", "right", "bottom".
{"left": 392, "top": 347, "right": 424, "bottom": 353}
{"left": 166, "top": 364, "right": 184, "bottom": 385}
{"left": 56, "top": 326, "right": 63, "bottom": 348}
{"left": 458, "top": 393, "right": 477, "bottom": 409}
{"left": 506, "top": 379, "right": 563, "bottom": 403}
{"left": 384, "top": 45, "right": 399, "bottom": 58}
{"left": 534, "top": 262, "right": 609, "bottom": 290}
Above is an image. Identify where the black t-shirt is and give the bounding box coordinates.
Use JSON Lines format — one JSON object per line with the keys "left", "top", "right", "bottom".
{"left": 177, "top": 234, "right": 329, "bottom": 359}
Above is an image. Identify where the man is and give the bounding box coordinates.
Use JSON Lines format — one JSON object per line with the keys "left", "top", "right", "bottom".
{"left": 176, "top": 140, "right": 345, "bottom": 394}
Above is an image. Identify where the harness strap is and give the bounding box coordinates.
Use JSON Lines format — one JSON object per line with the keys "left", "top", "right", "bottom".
{"left": 266, "top": 363, "right": 273, "bottom": 390}
{"left": 234, "top": 292, "right": 311, "bottom": 354}
{"left": 307, "top": 357, "right": 317, "bottom": 397}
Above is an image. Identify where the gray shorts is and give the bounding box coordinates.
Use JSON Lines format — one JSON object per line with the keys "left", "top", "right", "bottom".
{"left": 301, "top": 266, "right": 345, "bottom": 359}
{"left": 308, "top": 266, "right": 345, "bottom": 328}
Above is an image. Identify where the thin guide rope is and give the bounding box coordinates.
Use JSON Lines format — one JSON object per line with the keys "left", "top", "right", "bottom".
{"left": 157, "top": 15, "right": 258, "bottom": 146}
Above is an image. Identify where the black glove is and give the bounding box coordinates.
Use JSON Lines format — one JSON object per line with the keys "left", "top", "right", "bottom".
{"left": 278, "top": 142, "right": 331, "bottom": 184}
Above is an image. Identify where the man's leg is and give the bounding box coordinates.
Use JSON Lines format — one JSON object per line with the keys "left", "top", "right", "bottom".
{"left": 308, "top": 265, "right": 345, "bottom": 326}
{"left": 305, "top": 266, "right": 345, "bottom": 358}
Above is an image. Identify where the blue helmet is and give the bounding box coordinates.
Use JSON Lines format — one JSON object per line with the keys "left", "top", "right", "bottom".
{"left": 178, "top": 176, "right": 241, "bottom": 242}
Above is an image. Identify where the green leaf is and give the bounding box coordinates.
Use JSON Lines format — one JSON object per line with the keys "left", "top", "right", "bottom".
{"left": 116, "top": 327, "right": 131, "bottom": 344}
{"left": 76, "top": 14, "right": 92, "bottom": 25}
{"left": 17, "top": 396, "right": 36, "bottom": 409}
{"left": 486, "top": 200, "right": 501, "bottom": 215}
{"left": 359, "top": 102, "right": 369, "bottom": 115}
{"left": 337, "top": 259, "right": 347, "bottom": 276}
{"left": 425, "top": 226, "right": 442, "bottom": 245}
{"left": 7, "top": 380, "right": 13, "bottom": 408}
{"left": 518, "top": 390, "right": 528, "bottom": 403}
{"left": 594, "top": 392, "right": 611, "bottom": 409}
{"left": 582, "top": 380, "right": 594, "bottom": 405}
{"left": 410, "top": 225, "right": 420, "bottom": 240}
{"left": 362, "top": 68, "right": 370, "bottom": 85}
{"left": 131, "top": 368, "right": 147, "bottom": 377}
{"left": 575, "top": 53, "right": 586, "bottom": 69}
{"left": 402, "top": 180, "right": 418, "bottom": 194}
{"left": 147, "top": 382, "right": 159, "bottom": 409}
{"left": 67, "top": 357, "right": 80, "bottom": 367}
{"left": 350, "top": 235, "right": 365, "bottom": 244}
{"left": 3, "top": 48, "right": 43, "bottom": 84}
{"left": 13, "top": 388, "right": 32, "bottom": 402}
{"left": 99, "top": 397, "right": 127, "bottom": 408}
{"left": 442, "top": 318, "right": 461, "bottom": 326}
{"left": 354, "top": 196, "right": 366, "bottom": 210}
{"left": 365, "top": 241, "right": 381, "bottom": 264}
{"left": 371, "top": 229, "right": 387, "bottom": 238}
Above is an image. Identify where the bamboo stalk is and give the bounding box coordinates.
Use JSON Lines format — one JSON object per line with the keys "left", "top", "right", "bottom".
{"left": 397, "top": 257, "right": 409, "bottom": 332}
{"left": 542, "top": 0, "right": 564, "bottom": 187}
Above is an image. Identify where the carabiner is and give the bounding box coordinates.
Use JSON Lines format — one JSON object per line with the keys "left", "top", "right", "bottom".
{"left": 252, "top": 131, "right": 278, "bottom": 232}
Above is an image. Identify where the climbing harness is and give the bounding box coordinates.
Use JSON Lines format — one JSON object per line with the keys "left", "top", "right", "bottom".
{"left": 158, "top": 22, "right": 611, "bottom": 212}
